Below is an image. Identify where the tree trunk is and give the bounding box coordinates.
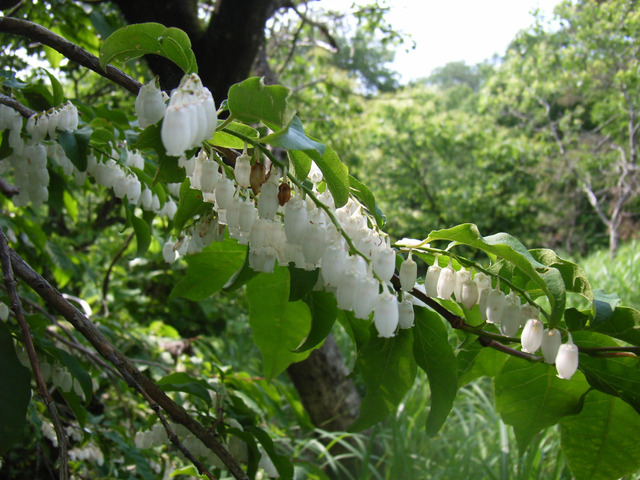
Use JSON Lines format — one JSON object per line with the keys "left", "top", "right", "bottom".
{"left": 287, "top": 334, "right": 360, "bottom": 431}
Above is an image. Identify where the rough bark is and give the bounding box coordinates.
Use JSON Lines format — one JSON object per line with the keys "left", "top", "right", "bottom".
{"left": 287, "top": 335, "right": 360, "bottom": 431}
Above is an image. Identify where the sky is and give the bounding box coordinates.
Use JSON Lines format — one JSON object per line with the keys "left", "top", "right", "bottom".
{"left": 325, "top": 0, "right": 564, "bottom": 82}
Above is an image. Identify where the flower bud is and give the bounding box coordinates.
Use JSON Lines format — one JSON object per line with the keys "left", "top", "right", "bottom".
{"left": 541, "top": 328, "right": 562, "bottom": 364}
{"left": 234, "top": 153, "right": 251, "bottom": 189}
{"left": 556, "top": 340, "right": 579, "bottom": 380}
{"left": 425, "top": 255, "right": 441, "bottom": 297}
{"left": 521, "top": 319, "right": 543, "bottom": 353}
{"left": 399, "top": 252, "right": 417, "bottom": 292}
{"left": 278, "top": 183, "right": 291, "bottom": 206}
{"left": 453, "top": 268, "right": 471, "bottom": 301}
{"left": 250, "top": 162, "right": 266, "bottom": 194}
{"left": 0, "top": 302, "right": 9, "bottom": 321}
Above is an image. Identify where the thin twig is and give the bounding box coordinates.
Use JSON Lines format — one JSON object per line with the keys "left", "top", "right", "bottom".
{"left": 0, "top": 17, "right": 141, "bottom": 95}
{"left": 0, "top": 227, "right": 69, "bottom": 479}
{"left": 102, "top": 233, "right": 134, "bottom": 317}
{"left": 8, "top": 247, "right": 249, "bottom": 480}
{"left": 0, "top": 176, "right": 20, "bottom": 198}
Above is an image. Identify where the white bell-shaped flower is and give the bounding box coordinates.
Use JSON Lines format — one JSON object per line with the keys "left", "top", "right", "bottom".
{"left": 163, "top": 239, "right": 178, "bottom": 264}
{"left": 135, "top": 78, "right": 167, "bottom": 129}
{"left": 437, "top": 259, "right": 456, "bottom": 300}
{"left": 161, "top": 105, "right": 191, "bottom": 157}
{"left": 460, "top": 279, "right": 479, "bottom": 310}
{"left": 239, "top": 199, "right": 257, "bottom": 235}
{"left": 499, "top": 292, "right": 522, "bottom": 337}
{"left": 234, "top": 153, "right": 251, "bottom": 189}
{"left": 199, "top": 158, "right": 220, "bottom": 193}
{"left": 353, "top": 276, "right": 379, "bottom": 319}
{"left": 336, "top": 270, "right": 359, "bottom": 311}
{"left": 521, "top": 319, "right": 543, "bottom": 353}
{"left": 321, "top": 245, "right": 348, "bottom": 287}
{"left": 215, "top": 177, "right": 235, "bottom": 210}
{"left": 541, "top": 328, "right": 562, "bottom": 364}
{"left": 372, "top": 245, "right": 396, "bottom": 284}
{"left": 398, "top": 298, "right": 415, "bottom": 329}
{"left": 302, "top": 223, "right": 327, "bottom": 265}
{"left": 374, "top": 292, "right": 399, "bottom": 338}
{"left": 284, "top": 196, "right": 309, "bottom": 245}
{"left": 257, "top": 181, "right": 279, "bottom": 220}
{"left": 453, "top": 267, "right": 471, "bottom": 301}
{"left": 425, "top": 255, "right": 441, "bottom": 297}
{"left": 556, "top": 336, "right": 579, "bottom": 380}
{"left": 485, "top": 287, "right": 506, "bottom": 324}
{"left": 399, "top": 252, "right": 417, "bottom": 292}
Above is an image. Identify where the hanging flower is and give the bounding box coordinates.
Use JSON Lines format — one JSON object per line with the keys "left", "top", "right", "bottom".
{"left": 556, "top": 335, "right": 579, "bottom": 380}
{"left": 541, "top": 328, "right": 562, "bottom": 364}
{"left": 399, "top": 251, "right": 417, "bottom": 292}
{"left": 521, "top": 319, "right": 543, "bottom": 353}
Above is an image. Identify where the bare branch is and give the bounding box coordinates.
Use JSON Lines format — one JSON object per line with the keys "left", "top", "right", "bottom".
{"left": 0, "top": 228, "right": 69, "bottom": 479}
{"left": 8, "top": 247, "right": 249, "bottom": 480}
{"left": 0, "top": 17, "right": 141, "bottom": 95}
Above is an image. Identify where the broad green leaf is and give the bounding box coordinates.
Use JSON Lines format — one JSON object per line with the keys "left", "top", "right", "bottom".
{"left": 246, "top": 426, "right": 294, "bottom": 480}
{"left": 573, "top": 330, "right": 640, "bottom": 413}
{"left": 349, "top": 175, "right": 386, "bottom": 228}
{"left": 413, "top": 307, "right": 458, "bottom": 436}
{"left": 349, "top": 327, "right": 417, "bottom": 432}
{"left": 294, "top": 291, "right": 337, "bottom": 353}
{"left": 560, "top": 390, "right": 640, "bottom": 480}
{"left": 314, "top": 143, "right": 350, "bottom": 208}
{"left": 336, "top": 310, "right": 370, "bottom": 353}
{"left": 590, "top": 306, "right": 640, "bottom": 346}
{"left": 246, "top": 266, "right": 312, "bottom": 379}
{"left": 42, "top": 68, "right": 64, "bottom": 106}
{"left": 0, "top": 130, "right": 13, "bottom": 161}
{"left": 425, "top": 224, "right": 566, "bottom": 327}
{"left": 100, "top": 23, "right": 197, "bottom": 74}
{"left": 172, "top": 179, "right": 211, "bottom": 234}
{"left": 171, "top": 240, "right": 247, "bottom": 301}
{"left": 530, "top": 248, "right": 593, "bottom": 302}
{"left": 222, "top": 250, "right": 260, "bottom": 292}
{"left": 565, "top": 307, "right": 590, "bottom": 331}
{"left": 134, "top": 124, "right": 187, "bottom": 184}
{"left": 228, "top": 77, "right": 296, "bottom": 128}
{"left": 288, "top": 265, "right": 319, "bottom": 302}
{"left": 0, "top": 323, "right": 31, "bottom": 455}
{"left": 57, "top": 128, "right": 91, "bottom": 171}
{"left": 591, "top": 289, "right": 621, "bottom": 326}
{"left": 157, "top": 372, "right": 212, "bottom": 407}
{"left": 262, "top": 117, "right": 325, "bottom": 158}
{"left": 211, "top": 122, "right": 259, "bottom": 148}
{"left": 494, "top": 356, "right": 589, "bottom": 452}
{"left": 58, "top": 388, "right": 88, "bottom": 427}
{"left": 102, "top": 430, "right": 155, "bottom": 479}
{"left": 125, "top": 204, "right": 151, "bottom": 257}
{"left": 288, "top": 150, "right": 312, "bottom": 181}
{"left": 456, "top": 340, "right": 508, "bottom": 386}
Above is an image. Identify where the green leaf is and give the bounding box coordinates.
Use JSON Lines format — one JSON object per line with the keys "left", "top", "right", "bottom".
{"left": 494, "top": 356, "right": 589, "bottom": 452}
{"left": 425, "top": 224, "right": 566, "bottom": 327}
{"left": 591, "top": 289, "right": 621, "bottom": 326}
{"left": 172, "top": 179, "right": 211, "bottom": 234}
{"left": 294, "top": 291, "right": 337, "bottom": 353}
{"left": 171, "top": 240, "right": 247, "bottom": 301}
{"left": 57, "top": 128, "right": 91, "bottom": 171}
{"left": 246, "top": 267, "right": 313, "bottom": 380}
{"left": 349, "top": 327, "right": 417, "bottom": 432}
{"left": 456, "top": 340, "right": 507, "bottom": 386}
{"left": 58, "top": 388, "right": 88, "bottom": 427}
{"left": 0, "top": 130, "right": 13, "bottom": 161}
{"left": 314, "top": 143, "right": 350, "bottom": 208}
{"left": 99, "top": 23, "right": 197, "bottom": 74}
{"left": 157, "top": 372, "right": 212, "bottom": 407}
{"left": 573, "top": 330, "right": 640, "bottom": 413}
{"left": 42, "top": 68, "right": 64, "bottom": 106}
{"left": 211, "top": 122, "right": 259, "bottom": 149}
{"left": 125, "top": 204, "right": 151, "bottom": 257}
{"left": 262, "top": 116, "right": 325, "bottom": 157}
{"left": 336, "top": 310, "right": 370, "bottom": 353}
{"left": 135, "top": 124, "right": 188, "bottom": 184}
{"left": 288, "top": 265, "right": 319, "bottom": 302}
{"left": 103, "top": 430, "right": 155, "bottom": 479}
{"left": 589, "top": 306, "right": 640, "bottom": 346}
{"left": 530, "top": 248, "right": 593, "bottom": 302}
{"left": 349, "top": 175, "right": 386, "bottom": 228}
{"left": 412, "top": 307, "right": 458, "bottom": 436}
{"left": 560, "top": 390, "right": 640, "bottom": 480}
{"left": 222, "top": 250, "right": 260, "bottom": 292}
{"left": 246, "top": 426, "right": 294, "bottom": 480}
{"left": 0, "top": 323, "right": 31, "bottom": 455}
{"left": 227, "top": 77, "right": 296, "bottom": 128}
{"left": 288, "top": 150, "right": 312, "bottom": 181}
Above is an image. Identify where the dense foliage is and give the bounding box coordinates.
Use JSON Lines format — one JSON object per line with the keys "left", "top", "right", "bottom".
{"left": 0, "top": 1, "right": 639, "bottom": 480}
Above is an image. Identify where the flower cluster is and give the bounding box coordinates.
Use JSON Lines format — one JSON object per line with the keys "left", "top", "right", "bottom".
{"left": 402, "top": 251, "right": 579, "bottom": 379}
{"left": 160, "top": 74, "right": 217, "bottom": 157}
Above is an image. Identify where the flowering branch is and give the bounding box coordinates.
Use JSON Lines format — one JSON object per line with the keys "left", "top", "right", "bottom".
{"left": 0, "top": 93, "right": 36, "bottom": 117}
{"left": 0, "top": 17, "right": 141, "bottom": 95}
{"left": 7, "top": 246, "right": 249, "bottom": 480}
{"left": 0, "top": 227, "right": 70, "bottom": 479}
